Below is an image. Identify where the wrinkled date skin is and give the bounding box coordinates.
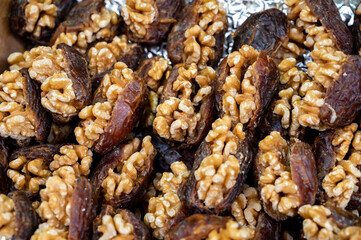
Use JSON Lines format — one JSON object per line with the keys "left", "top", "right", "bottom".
{"left": 232, "top": 9, "right": 289, "bottom": 56}
{"left": 183, "top": 136, "right": 253, "bottom": 214}
{"left": 320, "top": 56, "right": 361, "bottom": 128}
{"left": 93, "top": 205, "right": 151, "bottom": 240}
{"left": 20, "top": 68, "right": 51, "bottom": 146}
{"left": 254, "top": 139, "right": 317, "bottom": 221}
{"left": 10, "top": 0, "right": 75, "bottom": 45}
{"left": 69, "top": 177, "right": 95, "bottom": 240}
{"left": 325, "top": 204, "right": 361, "bottom": 229}
{"left": 10, "top": 144, "right": 61, "bottom": 166}
{"left": 0, "top": 138, "right": 10, "bottom": 194}
{"left": 10, "top": 191, "right": 41, "bottom": 240}
{"left": 159, "top": 64, "right": 215, "bottom": 148}
{"left": 167, "top": 0, "right": 227, "bottom": 68}
{"left": 351, "top": 6, "right": 361, "bottom": 54}
{"left": 254, "top": 211, "right": 281, "bottom": 240}
{"left": 93, "top": 76, "right": 147, "bottom": 155}
{"left": 125, "top": 0, "right": 184, "bottom": 44}
{"left": 50, "top": 0, "right": 115, "bottom": 46}
{"left": 55, "top": 43, "right": 91, "bottom": 123}
{"left": 216, "top": 51, "right": 279, "bottom": 130}
{"left": 305, "top": 0, "right": 353, "bottom": 55}
{"left": 91, "top": 138, "right": 156, "bottom": 209}
{"left": 165, "top": 214, "right": 231, "bottom": 240}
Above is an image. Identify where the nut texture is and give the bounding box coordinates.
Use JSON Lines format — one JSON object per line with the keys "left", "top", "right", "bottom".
{"left": 0, "top": 194, "right": 15, "bottom": 239}
{"left": 207, "top": 220, "right": 255, "bottom": 240}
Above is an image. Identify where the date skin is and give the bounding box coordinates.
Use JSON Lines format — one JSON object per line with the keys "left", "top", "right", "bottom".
{"left": 0, "top": 138, "right": 10, "bottom": 194}
{"left": 165, "top": 214, "right": 231, "bottom": 240}
{"left": 51, "top": 0, "right": 116, "bottom": 46}
{"left": 320, "top": 56, "right": 361, "bottom": 128}
{"left": 20, "top": 68, "right": 51, "bottom": 145}
{"left": 305, "top": 0, "right": 353, "bottom": 55}
{"left": 158, "top": 64, "right": 215, "bottom": 148}
{"left": 54, "top": 43, "right": 90, "bottom": 123}
{"left": 254, "top": 138, "right": 317, "bottom": 221}
{"left": 232, "top": 9, "right": 289, "bottom": 56}
{"left": 136, "top": 56, "right": 168, "bottom": 91}
{"left": 167, "top": 0, "right": 227, "bottom": 68}
{"left": 91, "top": 137, "right": 156, "bottom": 209}
{"left": 125, "top": 0, "right": 184, "bottom": 44}
{"left": 93, "top": 205, "right": 151, "bottom": 240}
{"left": 10, "top": 0, "right": 75, "bottom": 45}
{"left": 254, "top": 211, "right": 281, "bottom": 240}
{"left": 93, "top": 78, "right": 147, "bottom": 155}
{"left": 183, "top": 135, "right": 253, "bottom": 214}
{"left": 11, "top": 191, "right": 41, "bottom": 240}
{"left": 10, "top": 144, "right": 60, "bottom": 164}
{"left": 69, "top": 177, "right": 95, "bottom": 240}
{"left": 216, "top": 51, "right": 279, "bottom": 130}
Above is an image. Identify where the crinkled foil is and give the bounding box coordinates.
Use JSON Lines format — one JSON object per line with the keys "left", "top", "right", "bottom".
{"left": 104, "top": 0, "right": 360, "bottom": 63}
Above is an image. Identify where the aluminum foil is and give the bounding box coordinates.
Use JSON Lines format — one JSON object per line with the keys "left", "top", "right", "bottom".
{"left": 104, "top": 0, "right": 360, "bottom": 62}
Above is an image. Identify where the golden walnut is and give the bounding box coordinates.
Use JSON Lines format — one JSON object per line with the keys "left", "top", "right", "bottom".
{"left": 207, "top": 220, "right": 255, "bottom": 240}
{"left": 0, "top": 194, "right": 15, "bottom": 239}
{"left": 97, "top": 213, "right": 134, "bottom": 240}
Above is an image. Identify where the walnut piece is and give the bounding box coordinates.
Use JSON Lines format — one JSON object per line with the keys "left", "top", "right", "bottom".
{"left": 49, "top": 144, "right": 93, "bottom": 177}
{"left": 54, "top": 7, "right": 119, "bottom": 54}
{"left": 98, "top": 212, "right": 134, "bottom": 240}
{"left": 0, "top": 70, "right": 36, "bottom": 140}
{"left": 121, "top": 0, "right": 156, "bottom": 39}
{"left": 75, "top": 62, "right": 135, "bottom": 148}
{"left": 258, "top": 131, "right": 300, "bottom": 217}
{"left": 24, "top": 0, "right": 58, "bottom": 38}
{"left": 31, "top": 222, "right": 68, "bottom": 240}
{"left": 221, "top": 45, "right": 259, "bottom": 125}
{"left": 147, "top": 57, "right": 170, "bottom": 91}
{"left": 144, "top": 161, "right": 190, "bottom": 239}
{"left": 183, "top": 0, "right": 226, "bottom": 69}
{"left": 0, "top": 194, "right": 15, "bottom": 239}
{"left": 207, "top": 220, "right": 255, "bottom": 240}
{"left": 37, "top": 166, "right": 77, "bottom": 227}
{"left": 7, "top": 156, "right": 51, "bottom": 193}
{"left": 101, "top": 136, "right": 155, "bottom": 199}
{"left": 231, "top": 185, "right": 262, "bottom": 227}
{"left": 153, "top": 63, "right": 215, "bottom": 142}
{"left": 88, "top": 35, "right": 136, "bottom": 77}
{"left": 194, "top": 116, "right": 245, "bottom": 208}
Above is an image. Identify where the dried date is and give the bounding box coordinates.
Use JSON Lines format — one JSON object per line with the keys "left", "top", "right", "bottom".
{"left": 122, "top": 0, "right": 184, "bottom": 44}
{"left": 91, "top": 136, "right": 156, "bottom": 209}
{"left": 232, "top": 9, "right": 290, "bottom": 56}
{"left": 10, "top": 0, "right": 75, "bottom": 45}
{"left": 320, "top": 56, "right": 361, "bottom": 128}
{"left": 254, "top": 211, "right": 281, "bottom": 240}
{"left": 165, "top": 214, "right": 231, "bottom": 240}
{"left": 93, "top": 205, "right": 151, "bottom": 240}
{"left": 0, "top": 138, "right": 10, "bottom": 194}
{"left": 254, "top": 132, "right": 317, "bottom": 221}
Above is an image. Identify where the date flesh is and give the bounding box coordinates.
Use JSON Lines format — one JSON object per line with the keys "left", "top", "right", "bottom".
{"left": 0, "top": 138, "right": 10, "bottom": 194}
{"left": 232, "top": 9, "right": 289, "bottom": 56}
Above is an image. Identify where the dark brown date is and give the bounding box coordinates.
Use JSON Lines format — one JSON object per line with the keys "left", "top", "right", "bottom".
{"left": 326, "top": 203, "right": 361, "bottom": 229}
{"left": 69, "top": 177, "right": 95, "bottom": 240}
{"left": 124, "top": 0, "right": 184, "bottom": 44}
{"left": 216, "top": 51, "right": 279, "bottom": 130}
{"left": 0, "top": 138, "right": 10, "bottom": 194}
{"left": 183, "top": 135, "right": 253, "bottom": 214}
{"left": 11, "top": 190, "right": 41, "bottom": 240}
{"left": 20, "top": 68, "right": 51, "bottom": 145}
{"left": 93, "top": 78, "right": 147, "bottom": 155}
{"left": 232, "top": 9, "right": 290, "bottom": 56}
{"left": 351, "top": 5, "right": 361, "bottom": 54}
{"left": 10, "top": 0, "right": 75, "bottom": 45}
{"left": 50, "top": 0, "right": 116, "bottom": 46}
{"left": 55, "top": 43, "right": 91, "bottom": 123}
{"left": 254, "top": 211, "right": 281, "bottom": 240}
{"left": 305, "top": 0, "right": 353, "bottom": 54}
{"left": 10, "top": 144, "right": 60, "bottom": 164}
{"left": 136, "top": 56, "right": 168, "bottom": 91}
{"left": 254, "top": 138, "right": 317, "bottom": 221}
{"left": 167, "top": 0, "right": 227, "bottom": 68}
{"left": 320, "top": 56, "right": 361, "bottom": 127}
{"left": 93, "top": 205, "right": 151, "bottom": 240}
{"left": 91, "top": 137, "right": 156, "bottom": 209}
{"left": 165, "top": 214, "right": 231, "bottom": 240}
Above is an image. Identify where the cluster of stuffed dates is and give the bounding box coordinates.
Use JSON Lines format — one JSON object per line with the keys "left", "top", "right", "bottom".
{"left": 1, "top": 0, "right": 361, "bottom": 239}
